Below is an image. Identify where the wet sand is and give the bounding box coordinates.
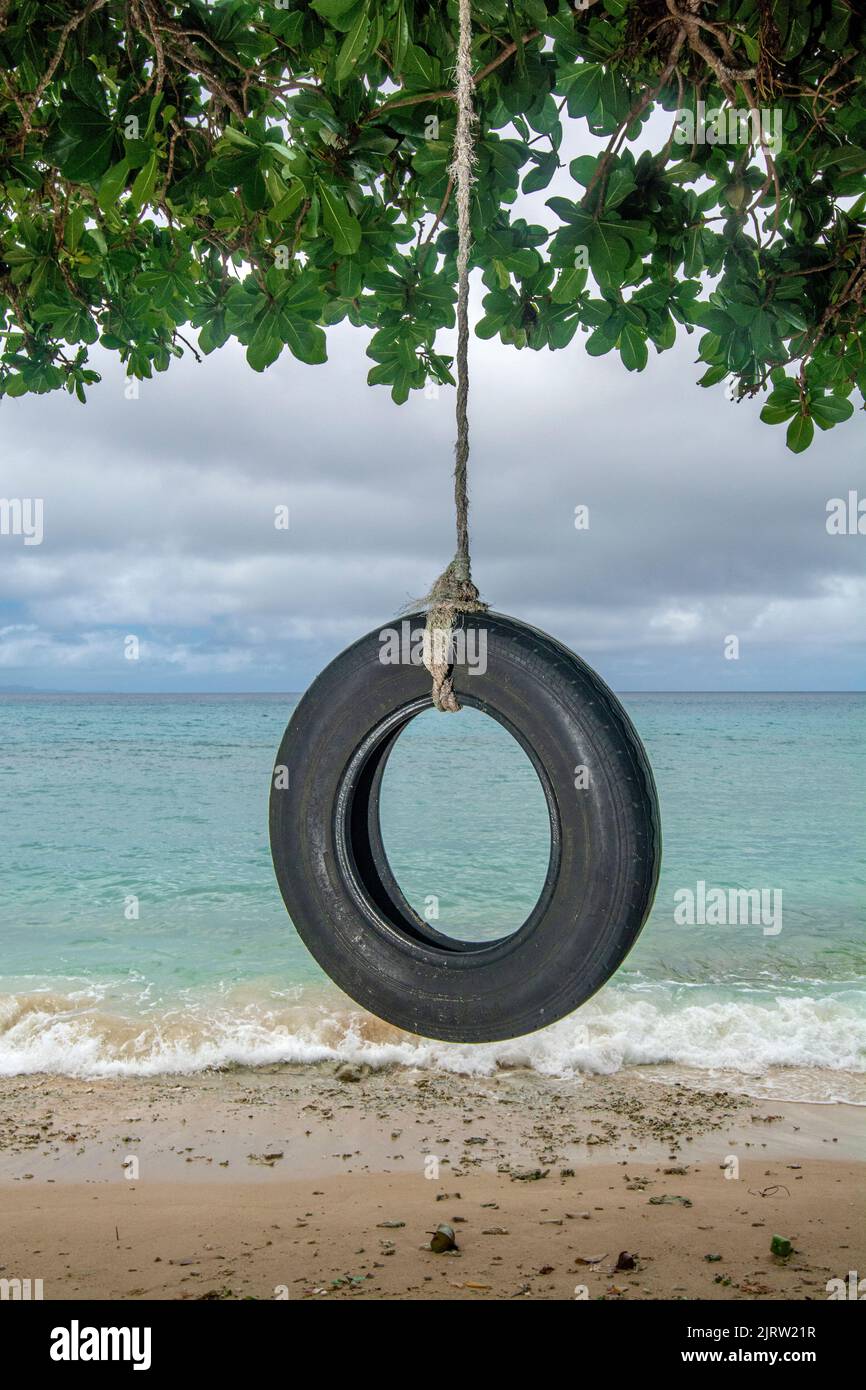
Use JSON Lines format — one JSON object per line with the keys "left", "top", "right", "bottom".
{"left": 0, "top": 1065, "right": 862, "bottom": 1300}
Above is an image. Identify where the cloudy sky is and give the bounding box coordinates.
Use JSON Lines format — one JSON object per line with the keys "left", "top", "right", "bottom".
{"left": 1, "top": 118, "right": 864, "bottom": 693}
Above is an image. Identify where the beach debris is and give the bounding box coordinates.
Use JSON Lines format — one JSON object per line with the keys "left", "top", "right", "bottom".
{"left": 511, "top": 1168, "right": 549, "bottom": 1182}
{"left": 704, "top": 1253, "right": 723, "bottom": 1263}
{"left": 429, "top": 1224, "right": 458, "bottom": 1253}
{"left": 575, "top": 1253, "right": 608, "bottom": 1266}
{"left": 247, "top": 1151, "right": 284, "bottom": 1166}
{"left": 334, "top": 1063, "right": 363, "bottom": 1083}
{"left": 376, "top": 1220, "right": 405, "bottom": 1229}
{"left": 481, "top": 1226, "right": 509, "bottom": 1236}
{"left": 329, "top": 1274, "right": 368, "bottom": 1289}
{"left": 648, "top": 1194, "right": 692, "bottom": 1207}
{"left": 560, "top": 1168, "right": 575, "bottom": 1178}
{"left": 664, "top": 1165, "right": 689, "bottom": 1175}
{"left": 770, "top": 1235, "right": 793, "bottom": 1259}
{"left": 615, "top": 1252, "right": 637, "bottom": 1271}
{"left": 449, "top": 1281, "right": 491, "bottom": 1291}
{"left": 748, "top": 1184, "right": 790, "bottom": 1199}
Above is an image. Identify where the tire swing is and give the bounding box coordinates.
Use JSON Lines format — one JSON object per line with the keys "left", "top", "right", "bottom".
{"left": 269, "top": 0, "right": 661, "bottom": 1044}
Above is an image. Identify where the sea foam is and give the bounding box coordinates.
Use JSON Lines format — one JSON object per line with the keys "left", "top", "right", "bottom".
{"left": 0, "top": 981, "right": 863, "bottom": 1101}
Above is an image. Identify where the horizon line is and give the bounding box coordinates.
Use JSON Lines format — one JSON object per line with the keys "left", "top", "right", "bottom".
{"left": 1, "top": 688, "right": 863, "bottom": 697}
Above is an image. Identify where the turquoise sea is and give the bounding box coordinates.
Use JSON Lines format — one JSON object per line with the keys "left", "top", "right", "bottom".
{"left": 0, "top": 691, "right": 863, "bottom": 1098}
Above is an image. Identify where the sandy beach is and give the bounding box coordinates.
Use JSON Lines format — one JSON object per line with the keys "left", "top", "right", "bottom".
{"left": 0, "top": 1065, "right": 861, "bottom": 1301}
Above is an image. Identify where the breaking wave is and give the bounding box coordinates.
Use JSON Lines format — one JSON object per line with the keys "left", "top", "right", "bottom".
{"left": 0, "top": 977, "right": 864, "bottom": 1101}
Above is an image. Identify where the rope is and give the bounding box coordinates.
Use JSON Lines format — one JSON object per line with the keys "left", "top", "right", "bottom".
{"left": 420, "top": 0, "right": 487, "bottom": 713}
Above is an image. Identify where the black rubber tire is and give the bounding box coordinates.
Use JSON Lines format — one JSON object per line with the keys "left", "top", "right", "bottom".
{"left": 269, "top": 611, "right": 661, "bottom": 1043}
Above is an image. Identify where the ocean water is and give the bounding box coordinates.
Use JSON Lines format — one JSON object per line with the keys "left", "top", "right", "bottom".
{"left": 0, "top": 690, "right": 863, "bottom": 1098}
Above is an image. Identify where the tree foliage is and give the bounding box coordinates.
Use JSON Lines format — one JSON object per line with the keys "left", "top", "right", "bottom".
{"left": 0, "top": 0, "right": 864, "bottom": 450}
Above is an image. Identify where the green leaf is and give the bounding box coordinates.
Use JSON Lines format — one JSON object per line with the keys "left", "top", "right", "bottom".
{"left": 198, "top": 314, "right": 229, "bottom": 355}
{"left": 552, "top": 267, "right": 587, "bottom": 303}
{"left": 766, "top": 378, "right": 800, "bottom": 402}
{"left": 221, "top": 126, "right": 259, "bottom": 150}
{"left": 391, "top": 2, "right": 410, "bottom": 74}
{"left": 282, "top": 319, "right": 328, "bottom": 365}
{"left": 682, "top": 227, "right": 704, "bottom": 278}
{"left": 602, "top": 166, "right": 637, "bottom": 209}
{"left": 619, "top": 323, "right": 648, "bottom": 372}
{"left": 144, "top": 93, "right": 163, "bottom": 140}
{"left": 312, "top": 0, "right": 362, "bottom": 26}
{"left": 588, "top": 224, "right": 631, "bottom": 280}
{"left": 247, "top": 328, "right": 282, "bottom": 371}
{"left": 786, "top": 413, "right": 814, "bottom": 453}
{"left": 475, "top": 314, "right": 504, "bottom": 340}
{"left": 522, "top": 153, "right": 557, "bottom": 194}
{"left": 402, "top": 43, "right": 441, "bottom": 89}
{"left": 561, "top": 63, "right": 602, "bottom": 119}
{"left": 318, "top": 182, "right": 362, "bottom": 254}
{"left": 585, "top": 321, "right": 619, "bottom": 356}
{"left": 759, "top": 386, "right": 800, "bottom": 423}
{"left": 53, "top": 102, "right": 116, "bottom": 181}
{"left": 129, "top": 152, "right": 158, "bottom": 211}
{"left": 97, "top": 158, "right": 129, "bottom": 212}
{"left": 67, "top": 62, "right": 108, "bottom": 113}
{"left": 569, "top": 155, "right": 599, "bottom": 187}
{"left": 760, "top": 401, "right": 798, "bottom": 424}
{"left": 335, "top": 7, "right": 369, "bottom": 82}
{"left": 809, "top": 394, "right": 855, "bottom": 430}
{"left": 595, "top": 68, "right": 631, "bottom": 132}
{"left": 697, "top": 366, "right": 733, "bottom": 389}
{"left": 760, "top": 404, "right": 796, "bottom": 424}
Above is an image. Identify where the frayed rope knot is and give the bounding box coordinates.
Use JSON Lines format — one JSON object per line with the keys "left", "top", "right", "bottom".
{"left": 421, "top": 556, "right": 487, "bottom": 712}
